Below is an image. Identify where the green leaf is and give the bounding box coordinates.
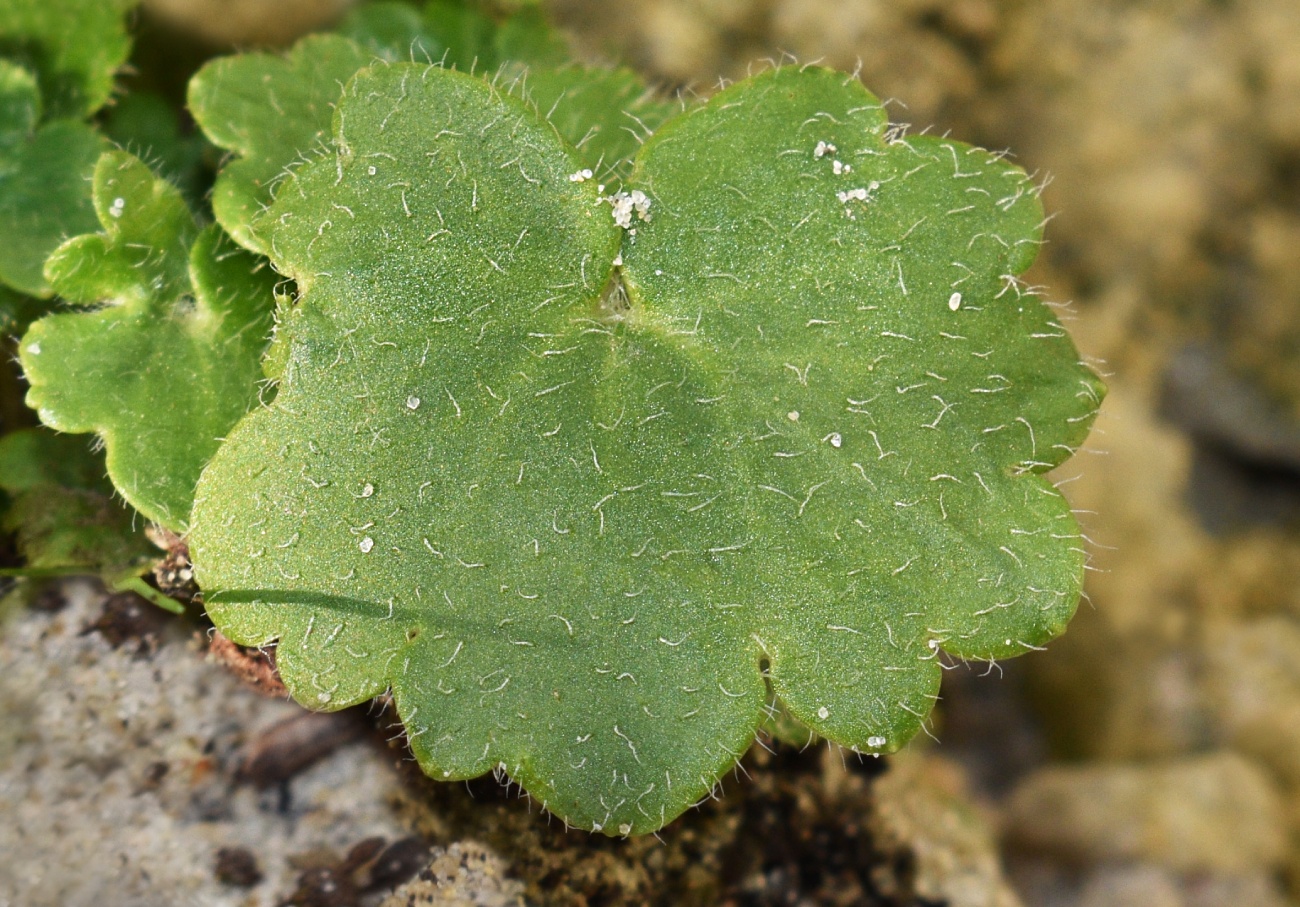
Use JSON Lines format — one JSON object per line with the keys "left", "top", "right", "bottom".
{"left": 189, "top": 64, "right": 1102, "bottom": 835}
{"left": 0, "top": 284, "right": 48, "bottom": 335}
{"left": 19, "top": 151, "right": 278, "bottom": 532}
{"left": 516, "top": 66, "right": 677, "bottom": 181}
{"left": 493, "top": 5, "right": 568, "bottom": 68}
{"left": 103, "top": 91, "right": 210, "bottom": 204}
{"left": 338, "top": 1, "right": 492, "bottom": 68}
{"left": 0, "top": 426, "right": 108, "bottom": 493}
{"left": 194, "top": 9, "right": 642, "bottom": 255}
{"left": 0, "top": 60, "right": 104, "bottom": 297}
{"left": 0, "top": 427, "right": 155, "bottom": 574}
{"left": 187, "top": 34, "right": 372, "bottom": 255}
{"left": 0, "top": 0, "right": 136, "bottom": 119}
{"left": 337, "top": 2, "right": 437, "bottom": 64}
{"left": 339, "top": 1, "right": 566, "bottom": 71}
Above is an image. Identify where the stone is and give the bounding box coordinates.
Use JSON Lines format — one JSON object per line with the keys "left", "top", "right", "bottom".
{"left": 874, "top": 752, "right": 1024, "bottom": 907}
{"left": 1003, "top": 753, "right": 1287, "bottom": 873}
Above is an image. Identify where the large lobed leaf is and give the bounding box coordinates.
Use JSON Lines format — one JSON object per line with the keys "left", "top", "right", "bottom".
{"left": 190, "top": 64, "right": 1102, "bottom": 835}
{"left": 19, "top": 151, "right": 278, "bottom": 532}
{"left": 191, "top": 8, "right": 662, "bottom": 257}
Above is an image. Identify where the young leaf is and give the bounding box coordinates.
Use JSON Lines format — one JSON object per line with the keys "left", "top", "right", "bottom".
{"left": 187, "top": 35, "right": 372, "bottom": 255}
{"left": 0, "top": 60, "right": 103, "bottom": 297}
{"left": 189, "top": 64, "right": 1102, "bottom": 836}
{"left": 492, "top": 4, "right": 569, "bottom": 68}
{"left": 338, "top": 0, "right": 494, "bottom": 68}
{"left": 339, "top": 0, "right": 567, "bottom": 71}
{"left": 0, "top": 0, "right": 136, "bottom": 119}
{"left": 19, "top": 151, "right": 277, "bottom": 532}
{"left": 517, "top": 66, "right": 677, "bottom": 181}
{"left": 0, "top": 427, "right": 154, "bottom": 575}
{"left": 103, "top": 91, "right": 210, "bottom": 204}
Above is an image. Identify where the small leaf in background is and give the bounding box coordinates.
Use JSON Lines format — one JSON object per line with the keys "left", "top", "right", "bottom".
{"left": 340, "top": 0, "right": 568, "bottom": 71}
{"left": 103, "top": 91, "right": 210, "bottom": 205}
{"left": 187, "top": 34, "right": 371, "bottom": 255}
{"left": 19, "top": 151, "right": 277, "bottom": 532}
{"left": 0, "top": 284, "right": 46, "bottom": 336}
{"left": 339, "top": 0, "right": 494, "bottom": 68}
{"left": 0, "top": 0, "right": 136, "bottom": 120}
{"left": 190, "top": 64, "right": 1101, "bottom": 835}
{"left": 0, "top": 60, "right": 103, "bottom": 297}
{"left": 492, "top": 4, "right": 568, "bottom": 68}
{"left": 0, "top": 427, "right": 154, "bottom": 575}
{"left": 515, "top": 66, "right": 677, "bottom": 182}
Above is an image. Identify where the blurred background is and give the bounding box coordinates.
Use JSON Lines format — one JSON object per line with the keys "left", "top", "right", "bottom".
{"left": 4, "top": 0, "right": 1299, "bottom": 904}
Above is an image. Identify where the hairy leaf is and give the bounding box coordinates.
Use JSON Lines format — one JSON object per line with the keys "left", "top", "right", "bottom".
{"left": 0, "top": 427, "right": 154, "bottom": 574}
{"left": 0, "top": 0, "right": 136, "bottom": 119}
{"left": 188, "top": 35, "right": 372, "bottom": 256}
{"left": 339, "top": 0, "right": 565, "bottom": 71}
{"left": 190, "top": 64, "right": 1101, "bottom": 835}
{"left": 518, "top": 66, "right": 677, "bottom": 180}
{"left": 195, "top": 9, "right": 650, "bottom": 254}
{"left": 20, "top": 151, "right": 277, "bottom": 531}
{"left": 338, "top": 1, "right": 494, "bottom": 68}
{"left": 103, "top": 91, "right": 211, "bottom": 204}
{"left": 0, "top": 61, "right": 103, "bottom": 297}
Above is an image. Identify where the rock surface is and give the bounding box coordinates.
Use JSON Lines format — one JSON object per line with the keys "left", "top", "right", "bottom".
{"left": 0, "top": 582, "right": 415, "bottom": 907}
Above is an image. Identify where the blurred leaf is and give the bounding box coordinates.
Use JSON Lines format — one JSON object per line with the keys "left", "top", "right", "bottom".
{"left": 0, "top": 284, "right": 49, "bottom": 335}
{"left": 0, "top": 0, "right": 136, "bottom": 119}
{"left": 103, "top": 91, "right": 210, "bottom": 203}
{"left": 493, "top": 5, "right": 568, "bottom": 68}
{"left": 340, "top": 0, "right": 567, "bottom": 70}
{"left": 0, "top": 427, "right": 154, "bottom": 574}
{"left": 0, "top": 61, "right": 103, "bottom": 297}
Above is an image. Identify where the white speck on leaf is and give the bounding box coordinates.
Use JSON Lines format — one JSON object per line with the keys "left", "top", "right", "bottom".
{"left": 25, "top": 342, "right": 39, "bottom": 355}
{"left": 787, "top": 411, "right": 800, "bottom": 422}
{"left": 814, "top": 140, "right": 836, "bottom": 159}
{"left": 406, "top": 395, "right": 421, "bottom": 410}
{"left": 868, "top": 735, "right": 886, "bottom": 748}
{"left": 359, "top": 536, "right": 375, "bottom": 553}
{"left": 837, "top": 182, "right": 879, "bottom": 205}
{"left": 817, "top": 706, "right": 830, "bottom": 719}
{"left": 361, "top": 483, "right": 374, "bottom": 497}
{"left": 949, "top": 292, "right": 962, "bottom": 311}
{"left": 603, "top": 190, "right": 651, "bottom": 230}
{"left": 108, "top": 197, "right": 125, "bottom": 218}
{"left": 569, "top": 168, "right": 594, "bottom": 182}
